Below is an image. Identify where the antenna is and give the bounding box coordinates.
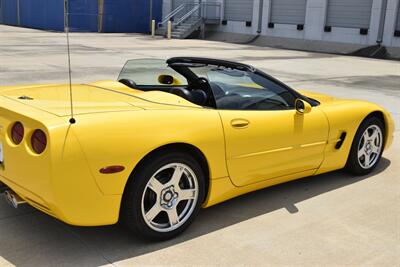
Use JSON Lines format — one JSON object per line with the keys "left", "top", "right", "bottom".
{"left": 65, "top": 0, "right": 76, "bottom": 124}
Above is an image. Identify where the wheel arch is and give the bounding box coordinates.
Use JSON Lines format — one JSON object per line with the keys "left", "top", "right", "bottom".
{"left": 346, "top": 110, "right": 386, "bottom": 157}
{"left": 120, "top": 142, "right": 211, "bottom": 214}
{"left": 345, "top": 110, "right": 388, "bottom": 164}
{"left": 361, "top": 110, "right": 388, "bottom": 146}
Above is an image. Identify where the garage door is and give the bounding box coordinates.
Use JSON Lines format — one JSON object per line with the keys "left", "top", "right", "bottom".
{"left": 326, "top": 0, "right": 373, "bottom": 28}
{"left": 270, "top": 0, "right": 307, "bottom": 25}
{"left": 224, "top": 0, "right": 254, "bottom": 21}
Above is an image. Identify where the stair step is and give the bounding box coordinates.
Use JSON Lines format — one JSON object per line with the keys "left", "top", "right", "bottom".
{"left": 174, "top": 24, "right": 194, "bottom": 28}
{"left": 173, "top": 28, "right": 189, "bottom": 31}
{"left": 158, "top": 15, "right": 204, "bottom": 39}
{"left": 174, "top": 28, "right": 192, "bottom": 32}
{"left": 175, "top": 27, "right": 192, "bottom": 31}
{"left": 179, "top": 25, "right": 198, "bottom": 29}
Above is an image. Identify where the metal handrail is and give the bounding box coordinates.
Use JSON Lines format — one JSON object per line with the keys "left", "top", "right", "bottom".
{"left": 158, "top": 4, "right": 185, "bottom": 27}
{"left": 174, "top": 4, "right": 200, "bottom": 27}
{"left": 157, "top": 1, "right": 221, "bottom": 37}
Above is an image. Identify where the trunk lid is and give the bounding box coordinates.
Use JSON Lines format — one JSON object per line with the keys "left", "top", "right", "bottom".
{"left": 0, "top": 81, "right": 199, "bottom": 116}
{"left": 0, "top": 83, "right": 143, "bottom": 116}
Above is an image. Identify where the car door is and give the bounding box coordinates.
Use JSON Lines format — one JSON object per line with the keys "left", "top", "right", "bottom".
{"left": 219, "top": 107, "right": 329, "bottom": 187}
{"left": 205, "top": 67, "right": 329, "bottom": 187}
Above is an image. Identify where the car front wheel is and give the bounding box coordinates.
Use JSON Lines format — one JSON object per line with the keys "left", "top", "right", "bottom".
{"left": 121, "top": 151, "right": 205, "bottom": 240}
{"left": 346, "top": 116, "right": 385, "bottom": 175}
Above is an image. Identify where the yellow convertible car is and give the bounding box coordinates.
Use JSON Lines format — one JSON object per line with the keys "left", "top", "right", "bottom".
{"left": 0, "top": 57, "right": 394, "bottom": 240}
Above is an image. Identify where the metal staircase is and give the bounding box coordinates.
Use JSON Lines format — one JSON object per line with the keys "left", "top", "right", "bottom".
{"left": 157, "top": 2, "right": 220, "bottom": 39}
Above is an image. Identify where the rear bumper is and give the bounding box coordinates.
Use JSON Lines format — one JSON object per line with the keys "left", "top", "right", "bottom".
{"left": 0, "top": 173, "right": 122, "bottom": 226}
{"left": 0, "top": 174, "right": 55, "bottom": 216}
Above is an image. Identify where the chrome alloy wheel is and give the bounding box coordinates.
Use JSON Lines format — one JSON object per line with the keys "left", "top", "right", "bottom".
{"left": 357, "top": 125, "right": 383, "bottom": 169}
{"left": 141, "top": 163, "right": 199, "bottom": 233}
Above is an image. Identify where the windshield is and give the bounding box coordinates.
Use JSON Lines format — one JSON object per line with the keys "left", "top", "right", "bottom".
{"left": 118, "top": 58, "right": 187, "bottom": 86}
{"left": 188, "top": 65, "right": 297, "bottom": 110}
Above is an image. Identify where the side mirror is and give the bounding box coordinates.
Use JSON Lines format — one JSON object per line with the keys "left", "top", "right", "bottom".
{"left": 158, "top": 74, "right": 174, "bottom": 85}
{"left": 119, "top": 79, "right": 137, "bottom": 88}
{"left": 295, "top": 99, "right": 312, "bottom": 114}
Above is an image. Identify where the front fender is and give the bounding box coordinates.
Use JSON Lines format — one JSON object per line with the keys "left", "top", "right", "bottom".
{"left": 316, "top": 99, "right": 394, "bottom": 174}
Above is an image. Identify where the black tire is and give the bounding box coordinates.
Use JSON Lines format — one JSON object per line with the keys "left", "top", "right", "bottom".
{"left": 120, "top": 150, "right": 205, "bottom": 240}
{"left": 345, "top": 116, "right": 385, "bottom": 175}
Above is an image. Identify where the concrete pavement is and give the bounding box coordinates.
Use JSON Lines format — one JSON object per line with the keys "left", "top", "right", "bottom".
{"left": 0, "top": 25, "right": 399, "bottom": 266}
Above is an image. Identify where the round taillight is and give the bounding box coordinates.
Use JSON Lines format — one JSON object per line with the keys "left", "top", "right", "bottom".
{"left": 31, "top": 129, "right": 47, "bottom": 154}
{"left": 11, "top": 122, "right": 24, "bottom": 145}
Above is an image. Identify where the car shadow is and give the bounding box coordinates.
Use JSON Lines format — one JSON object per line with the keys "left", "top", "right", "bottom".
{"left": 0, "top": 158, "right": 391, "bottom": 266}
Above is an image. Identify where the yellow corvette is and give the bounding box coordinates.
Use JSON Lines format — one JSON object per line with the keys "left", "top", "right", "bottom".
{"left": 0, "top": 57, "right": 394, "bottom": 240}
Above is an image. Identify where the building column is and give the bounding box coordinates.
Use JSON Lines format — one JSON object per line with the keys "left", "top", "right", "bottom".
{"left": 382, "top": 0, "right": 400, "bottom": 46}
{"left": 260, "top": 0, "right": 271, "bottom": 35}
{"left": 368, "top": 0, "right": 386, "bottom": 45}
{"left": 304, "top": 0, "right": 327, "bottom": 40}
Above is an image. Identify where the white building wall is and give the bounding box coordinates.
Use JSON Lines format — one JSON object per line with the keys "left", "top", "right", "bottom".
{"left": 161, "top": 0, "right": 400, "bottom": 47}
{"left": 262, "top": 0, "right": 306, "bottom": 39}
{"left": 263, "top": 0, "right": 382, "bottom": 46}
{"left": 216, "top": 0, "right": 260, "bottom": 35}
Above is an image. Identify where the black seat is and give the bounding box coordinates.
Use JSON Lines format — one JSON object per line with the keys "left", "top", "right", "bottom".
{"left": 169, "top": 88, "right": 208, "bottom": 106}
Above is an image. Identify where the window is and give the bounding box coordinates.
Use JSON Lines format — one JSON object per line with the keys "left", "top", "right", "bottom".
{"left": 191, "top": 66, "right": 296, "bottom": 110}
{"left": 118, "top": 59, "right": 187, "bottom": 86}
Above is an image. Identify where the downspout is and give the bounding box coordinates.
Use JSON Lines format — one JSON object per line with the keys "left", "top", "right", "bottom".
{"left": 98, "top": 0, "right": 104, "bottom": 33}
{"left": 149, "top": 0, "right": 153, "bottom": 33}
{"left": 257, "top": 0, "right": 264, "bottom": 34}
{"left": 0, "top": 0, "right": 3, "bottom": 24}
{"left": 243, "top": 0, "right": 263, "bottom": 44}
{"left": 64, "top": 0, "right": 67, "bottom": 32}
{"left": 16, "top": 0, "right": 20, "bottom": 26}
{"left": 376, "top": 0, "right": 388, "bottom": 44}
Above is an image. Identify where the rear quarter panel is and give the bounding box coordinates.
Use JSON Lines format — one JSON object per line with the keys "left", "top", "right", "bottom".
{"left": 72, "top": 108, "right": 228, "bottom": 195}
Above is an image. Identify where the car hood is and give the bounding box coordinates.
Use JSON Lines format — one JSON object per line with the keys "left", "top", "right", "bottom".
{"left": 298, "top": 90, "right": 338, "bottom": 104}
{"left": 0, "top": 81, "right": 198, "bottom": 116}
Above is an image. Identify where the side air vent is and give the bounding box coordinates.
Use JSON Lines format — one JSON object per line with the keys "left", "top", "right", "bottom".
{"left": 335, "top": 132, "right": 347, "bottom": 149}
{"left": 18, "top": 95, "right": 33, "bottom": 100}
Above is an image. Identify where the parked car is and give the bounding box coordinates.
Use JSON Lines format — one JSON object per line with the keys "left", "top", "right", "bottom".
{"left": 0, "top": 57, "right": 394, "bottom": 240}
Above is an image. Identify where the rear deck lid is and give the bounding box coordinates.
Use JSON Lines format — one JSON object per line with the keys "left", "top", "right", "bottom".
{"left": 0, "top": 84, "right": 143, "bottom": 116}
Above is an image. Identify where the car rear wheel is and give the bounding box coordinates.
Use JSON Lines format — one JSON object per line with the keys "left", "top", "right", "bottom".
{"left": 345, "top": 116, "right": 385, "bottom": 175}
{"left": 121, "top": 151, "right": 205, "bottom": 240}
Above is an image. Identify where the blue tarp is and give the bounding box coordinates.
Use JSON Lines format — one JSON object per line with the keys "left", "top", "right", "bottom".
{"left": 102, "top": 0, "right": 162, "bottom": 33}
{"left": 67, "top": 0, "right": 98, "bottom": 32}
{"left": 0, "top": 0, "right": 162, "bottom": 33}
{"left": 0, "top": 0, "right": 18, "bottom": 26}
{"left": 19, "top": 0, "right": 64, "bottom": 31}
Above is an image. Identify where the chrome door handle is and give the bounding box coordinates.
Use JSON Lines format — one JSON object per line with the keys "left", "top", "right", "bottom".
{"left": 231, "top": 119, "right": 250, "bottom": 128}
